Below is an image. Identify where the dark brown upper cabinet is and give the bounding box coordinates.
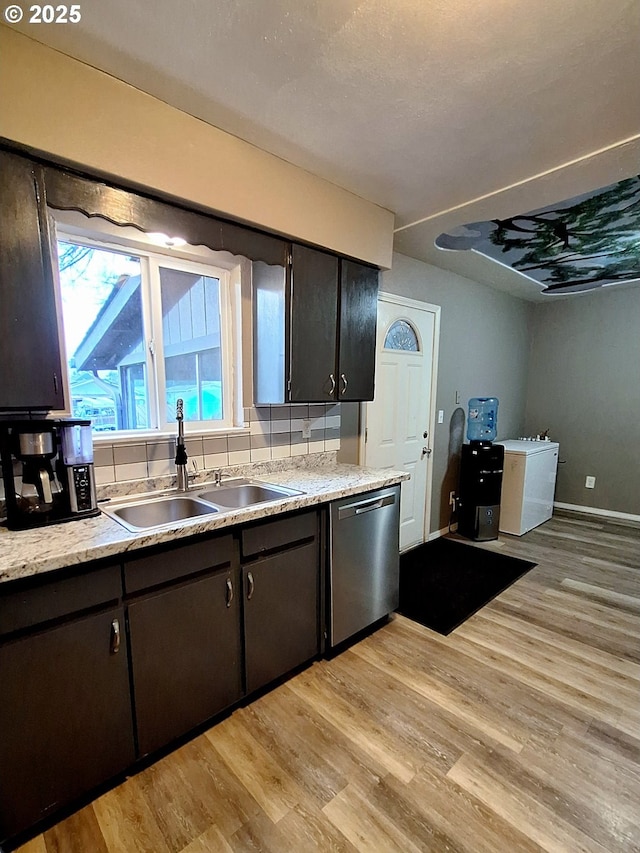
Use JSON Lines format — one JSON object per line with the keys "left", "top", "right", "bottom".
{"left": 0, "top": 149, "right": 65, "bottom": 411}
{"left": 0, "top": 146, "right": 378, "bottom": 412}
{"left": 253, "top": 244, "right": 379, "bottom": 404}
{"left": 337, "top": 258, "right": 379, "bottom": 402}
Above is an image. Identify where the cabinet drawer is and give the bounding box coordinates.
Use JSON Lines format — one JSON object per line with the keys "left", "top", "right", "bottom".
{"left": 241, "top": 510, "right": 317, "bottom": 559}
{"left": 124, "top": 533, "right": 234, "bottom": 594}
{"left": 0, "top": 563, "right": 122, "bottom": 637}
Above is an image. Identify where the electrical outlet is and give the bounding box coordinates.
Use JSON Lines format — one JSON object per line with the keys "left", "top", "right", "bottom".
{"left": 302, "top": 419, "right": 311, "bottom": 440}
{"left": 585, "top": 476, "right": 596, "bottom": 489}
{"left": 449, "top": 491, "right": 456, "bottom": 506}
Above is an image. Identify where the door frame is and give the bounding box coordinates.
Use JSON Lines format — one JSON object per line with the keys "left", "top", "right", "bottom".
{"left": 360, "top": 291, "right": 441, "bottom": 548}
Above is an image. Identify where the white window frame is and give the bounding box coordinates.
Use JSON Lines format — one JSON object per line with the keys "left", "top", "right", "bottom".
{"left": 54, "top": 228, "right": 237, "bottom": 439}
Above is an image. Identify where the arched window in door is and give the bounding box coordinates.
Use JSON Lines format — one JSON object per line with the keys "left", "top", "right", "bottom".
{"left": 383, "top": 319, "right": 420, "bottom": 351}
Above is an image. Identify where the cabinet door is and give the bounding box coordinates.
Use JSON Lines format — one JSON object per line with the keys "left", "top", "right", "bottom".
{"left": 128, "top": 568, "right": 242, "bottom": 757}
{"left": 289, "top": 244, "right": 339, "bottom": 402}
{"left": 0, "top": 607, "right": 135, "bottom": 842}
{"left": 243, "top": 541, "right": 319, "bottom": 694}
{"left": 337, "top": 259, "right": 379, "bottom": 401}
{"left": 0, "top": 149, "right": 64, "bottom": 411}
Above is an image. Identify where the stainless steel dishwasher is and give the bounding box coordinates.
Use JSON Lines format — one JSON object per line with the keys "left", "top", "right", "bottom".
{"left": 328, "top": 485, "right": 400, "bottom": 647}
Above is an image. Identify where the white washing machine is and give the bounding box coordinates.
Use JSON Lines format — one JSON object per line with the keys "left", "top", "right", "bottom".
{"left": 497, "top": 440, "right": 560, "bottom": 535}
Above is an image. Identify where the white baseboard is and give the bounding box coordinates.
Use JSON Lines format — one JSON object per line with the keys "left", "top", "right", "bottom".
{"left": 429, "top": 523, "right": 457, "bottom": 541}
{"left": 554, "top": 502, "right": 640, "bottom": 523}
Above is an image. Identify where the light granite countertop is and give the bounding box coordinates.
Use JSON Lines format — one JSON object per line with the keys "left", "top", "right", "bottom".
{"left": 0, "top": 458, "right": 408, "bottom": 584}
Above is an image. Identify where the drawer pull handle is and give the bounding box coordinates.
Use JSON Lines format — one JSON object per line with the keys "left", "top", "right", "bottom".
{"left": 247, "top": 571, "right": 255, "bottom": 600}
{"left": 226, "top": 577, "right": 234, "bottom": 608}
{"left": 110, "top": 618, "right": 121, "bottom": 655}
{"left": 355, "top": 498, "right": 383, "bottom": 514}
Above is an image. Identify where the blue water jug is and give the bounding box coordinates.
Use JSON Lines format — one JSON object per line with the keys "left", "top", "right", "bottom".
{"left": 467, "top": 397, "right": 499, "bottom": 442}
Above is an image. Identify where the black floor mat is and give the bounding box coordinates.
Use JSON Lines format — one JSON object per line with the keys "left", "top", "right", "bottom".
{"left": 398, "top": 537, "right": 536, "bottom": 635}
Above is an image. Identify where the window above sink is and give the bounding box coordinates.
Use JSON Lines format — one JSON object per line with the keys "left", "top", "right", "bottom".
{"left": 54, "top": 217, "right": 238, "bottom": 437}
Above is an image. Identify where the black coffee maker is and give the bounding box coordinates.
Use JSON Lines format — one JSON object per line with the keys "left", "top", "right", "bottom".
{"left": 0, "top": 419, "right": 99, "bottom": 530}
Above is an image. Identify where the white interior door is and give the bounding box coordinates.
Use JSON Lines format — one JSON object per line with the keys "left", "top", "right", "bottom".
{"left": 363, "top": 294, "right": 439, "bottom": 551}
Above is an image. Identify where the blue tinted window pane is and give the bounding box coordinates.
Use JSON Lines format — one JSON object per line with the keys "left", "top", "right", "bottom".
{"left": 160, "top": 267, "right": 223, "bottom": 422}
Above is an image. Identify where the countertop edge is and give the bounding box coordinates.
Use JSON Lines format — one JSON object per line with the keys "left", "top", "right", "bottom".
{"left": 0, "top": 466, "right": 409, "bottom": 585}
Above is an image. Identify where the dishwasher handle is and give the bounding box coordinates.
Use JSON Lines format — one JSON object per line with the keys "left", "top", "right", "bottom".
{"left": 337, "top": 492, "right": 396, "bottom": 520}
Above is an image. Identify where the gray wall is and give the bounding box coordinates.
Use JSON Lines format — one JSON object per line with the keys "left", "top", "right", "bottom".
{"left": 376, "top": 252, "right": 533, "bottom": 533}
{"left": 525, "top": 284, "right": 640, "bottom": 516}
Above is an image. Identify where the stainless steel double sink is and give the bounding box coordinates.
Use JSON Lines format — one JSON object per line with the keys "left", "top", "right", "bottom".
{"left": 101, "top": 479, "right": 304, "bottom": 533}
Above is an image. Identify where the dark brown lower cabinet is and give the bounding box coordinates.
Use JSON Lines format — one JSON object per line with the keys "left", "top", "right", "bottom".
{"left": 243, "top": 540, "right": 320, "bottom": 694}
{"left": 0, "top": 607, "right": 135, "bottom": 842}
{"left": 128, "top": 567, "right": 242, "bottom": 757}
{"left": 0, "top": 514, "right": 321, "bottom": 845}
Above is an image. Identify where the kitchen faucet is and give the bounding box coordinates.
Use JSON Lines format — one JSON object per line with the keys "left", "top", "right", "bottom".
{"left": 175, "top": 398, "right": 189, "bottom": 491}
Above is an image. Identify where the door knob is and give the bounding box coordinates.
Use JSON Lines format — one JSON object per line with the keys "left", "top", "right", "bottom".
{"left": 422, "top": 446, "right": 432, "bottom": 458}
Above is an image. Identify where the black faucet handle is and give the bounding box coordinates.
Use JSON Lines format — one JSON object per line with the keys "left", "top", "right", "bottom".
{"left": 174, "top": 442, "right": 188, "bottom": 465}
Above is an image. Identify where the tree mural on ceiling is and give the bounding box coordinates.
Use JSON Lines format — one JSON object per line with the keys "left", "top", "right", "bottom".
{"left": 435, "top": 175, "right": 640, "bottom": 294}
{"left": 491, "top": 176, "right": 640, "bottom": 291}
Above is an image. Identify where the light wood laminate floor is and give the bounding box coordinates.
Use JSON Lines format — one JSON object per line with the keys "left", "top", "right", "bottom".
{"left": 17, "top": 511, "right": 640, "bottom": 852}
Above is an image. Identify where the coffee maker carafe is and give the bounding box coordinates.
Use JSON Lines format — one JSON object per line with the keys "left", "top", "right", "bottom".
{"left": 16, "top": 429, "right": 62, "bottom": 514}
{"left": 1, "top": 419, "right": 99, "bottom": 530}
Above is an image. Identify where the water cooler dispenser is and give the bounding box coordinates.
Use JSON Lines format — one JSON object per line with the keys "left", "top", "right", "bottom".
{"left": 457, "top": 398, "right": 504, "bottom": 541}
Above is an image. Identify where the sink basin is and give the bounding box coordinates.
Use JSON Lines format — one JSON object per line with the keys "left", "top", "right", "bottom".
{"left": 197, "top": 481, "right": 303, "bottom": 508}
{"left": 102, "top": 479, "right": 303, "bottom": 532}
{"left": 103, "top": 495, "right": 218, "bottom": 532}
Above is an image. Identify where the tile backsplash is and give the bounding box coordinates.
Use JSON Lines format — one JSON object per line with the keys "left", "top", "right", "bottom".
{"left": 94, "top": 404, "right": 341, "bottom": 486}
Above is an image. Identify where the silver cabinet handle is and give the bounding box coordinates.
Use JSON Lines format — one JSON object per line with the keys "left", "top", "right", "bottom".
{"left": 226, "top": 577, "right": 234, "bottom": 608}
{"left": 327, "top": 373, "right": 336, "bottom": 396}
{"left": 340, "top": 373, "right": 348, "bottom": 395}
{"left": 110, "top": 618, "right": 121, "bottom": 654}
{"left": 247, "top": 571, "right": 255, "bottom": 600}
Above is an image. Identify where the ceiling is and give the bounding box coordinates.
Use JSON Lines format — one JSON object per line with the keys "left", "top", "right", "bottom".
{"left": 435, "top": 176, "right": 640, "bottom": 294}
{"left": 11, "top": 0, "right": 640, "bottom": 300}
